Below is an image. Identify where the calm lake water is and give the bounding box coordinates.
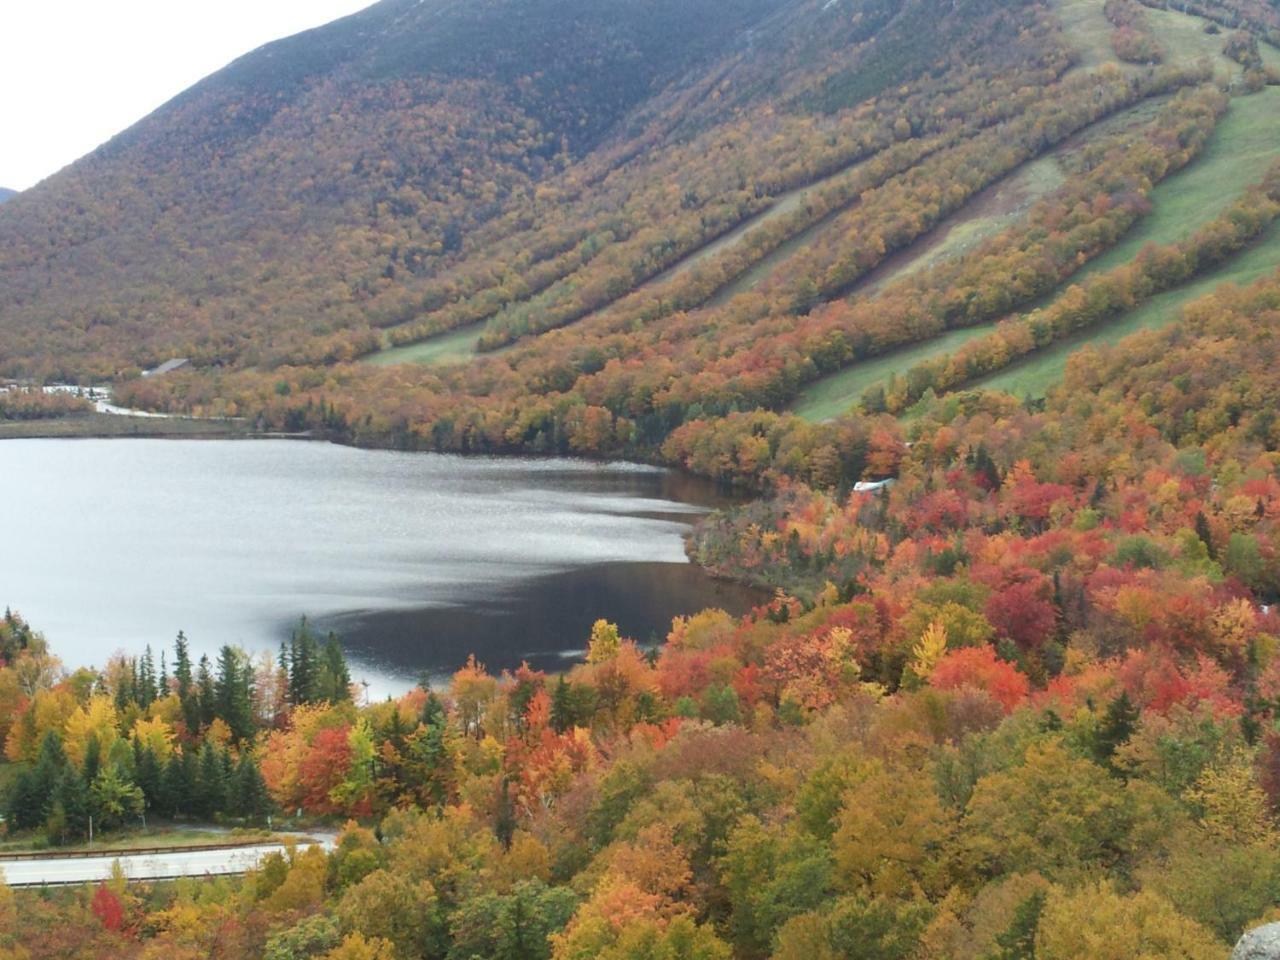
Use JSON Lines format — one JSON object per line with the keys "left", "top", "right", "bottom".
{"left": 0, "top": 439, "right": 761, "bottom": 695}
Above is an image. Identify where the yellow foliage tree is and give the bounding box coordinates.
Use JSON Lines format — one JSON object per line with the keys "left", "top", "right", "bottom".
{"left": 131, "top": 716, "right": 176, "bottom": 759}
{"left": 1185, "top": 749, "right": 1275, "bottom": 845}
{"left": 320, "top": 933, "right": 397, "bottom": 960}
{"left": 63, "top": 694, "right": 119, "bottom": 767}
{"left": 1036, "top": 882, "right": 1221, "bottom": 960}
{"left": 586, "top": 620, "right": 622, "bottom": 664}
{"left": 910, "top": 620, "right": 949, "bottom": 681}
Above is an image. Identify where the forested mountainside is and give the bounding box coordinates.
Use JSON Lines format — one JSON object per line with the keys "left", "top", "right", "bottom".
{"left": 8, "top": 0, "right": 1280, "bottom": 956}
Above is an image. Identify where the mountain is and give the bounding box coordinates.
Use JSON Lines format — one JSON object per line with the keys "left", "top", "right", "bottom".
{"left": 0, "top": 188, "right": 15, "bottom": 204}
{"left": 0, "top": 0, "right": 1069, "bottom": 380}
{"left": 0, "top": 0, "right": 798, "bottom": 377}
{"left": 0, "top": 0, "right": 1276, "bottom": 459}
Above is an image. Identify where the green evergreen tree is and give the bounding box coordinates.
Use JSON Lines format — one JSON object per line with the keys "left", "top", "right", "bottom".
{"left": 139, "top": 644, "right": 157, "bottom": 708}
{"left": 114, "top": 658, "right": 136, "bottom": 713}
{"left": 214, "top": 645, "right": 256, "bottom": 742}
{"left": 232, "top": 753, "right": 272, "bottom": 821}
{"left": 319, "top": 633, "right": 352, "bottom": 703}
{"left": 1094, "top": 691, "right": 1140, "bottom": 765}
{"left": 49, "top": 769, "right": 89, "bottom": 844}
{"left": 989, "top": 890, "right": 1046, "bottom": 960}
{"left": 550, "top": 677, "right": 572, "bottom": 734}
{"left": 195, "top": 655, "right": 216, "bottom": 730}
{"left": 133, "top": 740, "right": 163, "bottom": 813}
{"left": 288, "top": 618, "right": 320, "bottom": 705}
{"left": 4, "top": 768, "right": 43, "bottom": 831}
{"left": 81, "top": 733, "right": 102, "bottom": 785}
{"left": 495, "top": 778, "right": 516, "bottom": 850}
{"left": 1195, "top": 510, "right": 1217, "bottom": 560}
{"left": 161, "top": 750, "right": 196, "bottom": 819}
{"left": 174, "top": 631, "right": 199, "bottom": 733}
{"left": 196, "top": 740, "right": 227, "bottom": 818}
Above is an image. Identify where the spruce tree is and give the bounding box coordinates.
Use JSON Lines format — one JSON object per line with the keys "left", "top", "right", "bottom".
{"left": 50, "top": 769, "right": 89, "bottom": 844}
{"left": 320, "top": 633, "right": 352, "bottom": 703}
{"left": 161, "top": 750, "right": 196, "bottom": 819}
{"left": 174, "top": 631, "right": 198, "bottom": 733}
{"left": 550, "top": 677, "right": 572, "bottom": 734}
{"left": 232, "top": 754, "right": 271, "bottom": 821}
{"left": 288, "top": 618, "right": 319, "bottom": 704}
{"left": 1195, "top": 510, "right": 1218, "bottom": 560}
{"left": 196, "top": 740, "right": 227, "bottom": 818}
{"left": 81, "top": 733, "right": 102, "bottom": 785}
{"left": 114, "top": 658, "right": 136, "bottom": 714}
{"left": 31, "top": 731, "right": 68, "bottom": 806}
{"left": 5, "top": 768, "right": 42, "bottom": 830}
{"left": 133, "top": 740, "right": 163, "bottom": 813}
{"left": 139, "top": 645, "right": 157, "bottom": 708}
{"left": 1095, "top": 691, "right": 1140, "bottom": 765}
{"left": 215, "top": 645, "right": 255, "bottom": 743}
{"left": 195, "top": 655, "right": 216, "bottom": 730}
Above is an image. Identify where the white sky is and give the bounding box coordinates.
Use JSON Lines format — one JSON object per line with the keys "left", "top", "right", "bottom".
{"left": 1, "top": 0, "right": 376, "bottom": 191}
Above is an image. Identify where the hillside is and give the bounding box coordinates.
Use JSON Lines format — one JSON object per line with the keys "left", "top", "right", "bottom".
{"left": 0, "top": 0, "right": 795, "bottom": 376}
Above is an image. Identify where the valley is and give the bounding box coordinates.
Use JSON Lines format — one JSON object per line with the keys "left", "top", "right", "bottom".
{"left": 4, "top": 0, "right": 1280, "bottom": 956}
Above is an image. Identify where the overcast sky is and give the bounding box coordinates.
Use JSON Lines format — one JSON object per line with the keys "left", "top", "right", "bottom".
{"left": 2, "top": 0, "right": 375, "bottom": 191}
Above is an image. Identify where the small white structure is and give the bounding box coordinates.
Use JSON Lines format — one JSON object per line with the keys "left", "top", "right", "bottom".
{"left": 853, "top": 478, "right": 896, "bottom": 494}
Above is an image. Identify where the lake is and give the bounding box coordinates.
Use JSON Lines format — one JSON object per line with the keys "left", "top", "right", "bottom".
{"left": 0, "top": 439, "right": 761, "bottom": 696}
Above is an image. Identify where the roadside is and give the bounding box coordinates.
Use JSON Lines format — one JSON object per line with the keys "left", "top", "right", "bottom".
{"left": 0, "top": 830, "right": 336, "bottom": 887}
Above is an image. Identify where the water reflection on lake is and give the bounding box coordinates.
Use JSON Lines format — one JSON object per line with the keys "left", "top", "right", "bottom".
{"left": 0, "top": 439, "right": 760, "bottom": 695}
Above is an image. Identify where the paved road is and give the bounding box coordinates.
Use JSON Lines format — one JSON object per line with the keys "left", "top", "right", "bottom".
{"left": 0, "top": 837, "right": 332, "bottom": 887}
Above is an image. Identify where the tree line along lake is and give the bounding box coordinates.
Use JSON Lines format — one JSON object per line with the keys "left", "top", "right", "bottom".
{"left": 0, "top": 438, "right": 763, "bottom": 696}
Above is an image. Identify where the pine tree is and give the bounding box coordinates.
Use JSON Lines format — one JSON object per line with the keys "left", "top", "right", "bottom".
{"left": 133, "top": 740, "right": 163, "bottom": 813}
{"left": 161, "top": 750, "right": 196, "bottom": 819}
{"left": 319, "top": 633, "right": 352, "bottom": 703}
{"left": 550, "top": 677, "right": 572, "bottom": 734}
{"left": 30, "top": 731, "right": 69, "bottom": 814}
{"left": 1195, "top": 510, "right": 1217, "bottom": 560}
{"left": 49, "top": 769, "right": 89, "bottom": 844}
{"left": 196, "top": 740, "right": 226, "bottom": 819}
{"left": 1094, "top": 691, "right": 1140, "bottom": 765}
{"left": 232, "top": 754, "right": 271, "bottom": 821}
{"left": 139, "top": 645, "right": 157, "bottom": 709}
{"left": 82, "top": 733, "right": 102, "bottom": 785}
{"left": 990, "top": 890, "right": 1046, "bottom": 960}
{"left": 215, "top": 645, "right": 255, "bottom": 743}
{"left": 288, "top": 619, "right": 319, "bottom": 705}
{"left": 4, "top": 768, "right": 41, "bottom": 830}
{"left": 174, "top": 632, "right": 198, "bottom": 733}
{"left": 114, "top": 659, "right": 136, "bottom": 713}
{"left": 195, "top": 655, "right": 216, "bottom": 730}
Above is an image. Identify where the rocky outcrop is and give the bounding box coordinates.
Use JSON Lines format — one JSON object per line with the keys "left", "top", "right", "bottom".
{"left": 1233, "top": 923, "right": 1280, "bottom": 960}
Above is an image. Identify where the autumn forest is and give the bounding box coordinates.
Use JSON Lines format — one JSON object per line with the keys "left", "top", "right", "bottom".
{"left": 4, "top": 0, "right": 1280, "bottom": 956}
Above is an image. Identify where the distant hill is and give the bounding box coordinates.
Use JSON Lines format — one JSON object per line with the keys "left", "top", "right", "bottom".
{"left": 0, "top": 0, "right": 799, "bottom": 377}
{"left": 0, "top": 188, "right": 15, "bottom": 204}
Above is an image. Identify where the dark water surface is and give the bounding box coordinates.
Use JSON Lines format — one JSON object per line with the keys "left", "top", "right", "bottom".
{"left": 0, "top": 439, "right": 760, "bottom": 695}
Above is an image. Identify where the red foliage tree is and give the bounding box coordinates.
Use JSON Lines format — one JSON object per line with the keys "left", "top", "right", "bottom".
{"left": 298, "top": 725, "right": 354, "bottom": 814}
{"left": 929, "top": 646, "right": 1030, "bottom": 714}
{"left": 90, "top": 883, "right": 125, "bottom": 933}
